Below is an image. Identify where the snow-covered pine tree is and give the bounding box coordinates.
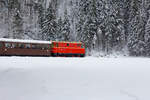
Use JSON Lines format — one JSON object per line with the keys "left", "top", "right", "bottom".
{"left": 96, "top": 0, "right": 109, "bottom": 53}
{"left": 77, "top": 0, "right": 98, "bottom": 53}
{"left": 62, "top": 9, "right": 71, "bottom": 41}
{"left": 145, "top": 1, "right": 150, "bottom": 56}
{"left": 108, "top": 0, "right": 126, "bottom": 52}
{"left": 37, "top": 2, "right": 45, "bottom": 39}
{"left": 68, "top": 1, "right": 79, "bottom": 41}
{"left": 12, "top": 9, "right": 23, "bottom": 39}
{"left": 56, "top": 17, "right": 63, "bottom": 41}
{"left": 8, "top": 0, "right": 20, "bottom": 10}
{"left": 42, "top": 2, "right": 57, "bottom": 41}
{"left": 127, "top": 0, "right": 146, "bottom": 56}
{"left": 76, "top": 0, "right": 89, "bottom": 42}
{"left": 127, "top": 0, "right": 148, "bottom": 56}
{"left": 85, "top": 0, "right": 98, "bottom": 51}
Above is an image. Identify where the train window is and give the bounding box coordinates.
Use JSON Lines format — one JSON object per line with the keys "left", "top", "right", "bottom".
{"left": 31, "top": 44, "right": 40, "bottom": 49}
{"left": 5, "top": 43, "right": 11, "bottom": 48}
{"left": 0, "top": 42, "right": 3, "bottom": 48}
{"left": 36, "top": 45, "right": 41, "bottom": 49}
{"left": 18, "top": 44, "right": 24, "bottom": 48}
{"left": 77, "top": 44, "right": 81, "bottom": 47}
{"left": 42, "top": 45, "right": 49, "bottom": 50}
{"left": 67, "top": 43, "right": 69, "bottom": 46}
{"left": 12, "top": 43, "right": 17, "bottom": 48}
{"left": 25, "top": 44, "right": 31, "bottom": 49}
{"left": 32, "top": 44, "right": 36, "bottom": 49}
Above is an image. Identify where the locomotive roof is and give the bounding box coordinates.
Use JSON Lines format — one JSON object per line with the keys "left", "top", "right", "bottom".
{"left": 0, "top": 38, "right": 52, "bottom": 44}
{"left": 52, "top": 41, "right": 82, "bottom": 44}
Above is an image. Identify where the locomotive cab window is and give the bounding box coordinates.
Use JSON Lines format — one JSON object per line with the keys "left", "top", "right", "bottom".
{"left": 77, "top": 44, "right": 81, "bottom": 47}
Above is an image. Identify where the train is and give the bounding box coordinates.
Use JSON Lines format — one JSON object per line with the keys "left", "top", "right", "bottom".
{"left": 0, "top": 38, "right": 85, "bottom": 57}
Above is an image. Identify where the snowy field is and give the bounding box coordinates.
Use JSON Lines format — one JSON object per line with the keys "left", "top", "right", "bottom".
{"left": 0, "top": 57, "right": 150, "bottom": 100}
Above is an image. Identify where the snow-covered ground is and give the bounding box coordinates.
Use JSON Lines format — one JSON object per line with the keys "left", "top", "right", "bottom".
{"left": 0, "top": 57, "right": 150, "bottom": 100}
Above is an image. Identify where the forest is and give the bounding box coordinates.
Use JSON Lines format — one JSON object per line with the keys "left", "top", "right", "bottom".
{"left": 0, "top": 0, "right": 150, "bottom": 57}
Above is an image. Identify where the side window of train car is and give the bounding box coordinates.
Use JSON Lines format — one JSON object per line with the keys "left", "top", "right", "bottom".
{"left": 32, "top": 44, "right": 36, "bottom": 49}
{"left": 18, "top": 43, "right": 24, "bottom": 49}
{"left": 42, "top": 45, "right": 49, "bottom": 50}
{"left": 36, "top": 44, "right": 41, "bottom": 49}
{"left": 67, "top": 43, "right": 69, "bottom": 46}
{"left": 5, "top": 43, "right": 11, "bottom": 48}
{"left": 25, "top": 44, "right": 31, "bottom": 49}
{"left": 11, "top": 43, "right": 17, "bottom": 48}
{"left": 32, "top": 44, "right": 41, "bottom": 49}
{"left": 0, "top": 42, "right": 3, "bottom": 48}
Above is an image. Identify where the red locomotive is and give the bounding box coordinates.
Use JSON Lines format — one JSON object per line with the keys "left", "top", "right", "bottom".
{"left": 51, "top": 41, "right": 85, "bottom": 57}
{"left": 0, "top": 38, "right": 85, "bottom": 57}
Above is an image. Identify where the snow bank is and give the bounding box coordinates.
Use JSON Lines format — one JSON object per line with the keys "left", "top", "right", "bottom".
{"left": 0, "top": 57, "right": 150, "bottom": 100}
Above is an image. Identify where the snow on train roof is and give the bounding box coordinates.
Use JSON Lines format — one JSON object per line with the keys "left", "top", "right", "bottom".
{"left": 0, "top": 38, "right": 52, "bottom": 44}
{"left": 52, "top": 41, "right": 82, "bottom": 43}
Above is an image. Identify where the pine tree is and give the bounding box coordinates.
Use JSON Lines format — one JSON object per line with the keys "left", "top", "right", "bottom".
{"left": 37, "top": 3, "right": 45, "bottom": 32}
{"left": 145, "top": 6, "right": 150, "bottom": 56}
{"left": 77, "top": 0, "right": 98, "bottom": 52}
{"left": 12, "top": 9, "right": 23, "bottom": 39}
{"left": 128, "top": 0, "right": 146, "bottom": 56}
{"left": 36, "top": 2, "right": 46, "bottom": 39}
{"left": 42, "top": 2, "right": 57, "bottom": 41}
{"left": 56, "top": 17, "right": 63, "bottom": 41}
{"left": 62, "top": 9, "right": 71, "bottom": 41}
{"left": 76, "top": 0, "right": 89, "bottom": 42}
